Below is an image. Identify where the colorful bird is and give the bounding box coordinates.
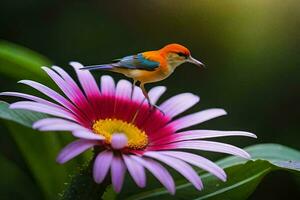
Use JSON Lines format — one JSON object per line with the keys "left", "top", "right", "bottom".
{"left": 81, "top": 43, "right": 204, "bottom": 110}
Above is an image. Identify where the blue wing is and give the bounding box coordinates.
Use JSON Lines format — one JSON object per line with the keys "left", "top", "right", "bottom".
{"left": 81, "top": 53, "right": 159, "bottom": 71}
{"left": 116, "top": 53, "right": 159, "bottom": 71}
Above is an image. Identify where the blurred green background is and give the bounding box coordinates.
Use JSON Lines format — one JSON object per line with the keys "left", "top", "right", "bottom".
{"left": 0, "top": 0, "right": 299, "bottom": 199}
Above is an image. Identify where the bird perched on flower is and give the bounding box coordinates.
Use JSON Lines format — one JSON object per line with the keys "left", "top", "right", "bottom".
{"left": 81, "top": 43, "right": 204, "bottom": 109}
{"left": 0, "top": 62, "right": 256, "bottom": 193}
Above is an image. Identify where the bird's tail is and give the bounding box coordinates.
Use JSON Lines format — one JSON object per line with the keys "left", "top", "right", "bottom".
{"left": 80, "top": 64, "right": 116, "bottom": 71}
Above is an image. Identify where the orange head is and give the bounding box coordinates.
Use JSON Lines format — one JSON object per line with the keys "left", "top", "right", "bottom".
{"left": 159, "top": 43, "right": 204, "bottom": 69}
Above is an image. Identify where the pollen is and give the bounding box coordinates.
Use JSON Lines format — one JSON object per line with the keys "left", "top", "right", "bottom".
{"left": 92, "top": 119, "right": 148, "bottom": 150}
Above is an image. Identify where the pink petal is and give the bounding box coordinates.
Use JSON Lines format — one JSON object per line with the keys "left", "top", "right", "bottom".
{"left": 168, "top": 108, "right": 227, "bottom": 131}
{"left": 101, "top": 75, "right": 115, "bottom": 96}
{"left": 33, "top": 118, "right": 85, "bottom": 131}
{"left": 154, "top": 130, "right": 257, "bottom": 145}
{"left": 43, "top": 66, "right": 94, "bottom": 119}
{"left": 0, "top": 92, "right": 64, "bottom": 109}
{"left": 52, "top": 66, "right": 88, "bottom": 101}
{"left": 115, "top": 79, "right": 132, "bottom": 99}
{"left": 159, "top": 93, "right": 199, "bottom": 118}
{"left": 93, "top": 150, "right": 113, "bottom": 183}
{"left": 10, "top": 101, "right": 76, "bottom": 121}
{"left": 18, "top": 80, "right": 79, "bottom": 114}
{"left": 123, "top": 154, "right": 146, "bottom": 188}
{"left": 70, "top": 62, "right": 101, "bottom": 99}
{"left": 111, "top": 155, "right": 126, "bottom": 192}
{"left": 148, "top": 86, "right": 166, "bottom": 105}
{"left": 111, "top": 133, "right": 128, "bottom": 150}
{"left": 145, "top": 151, "right": 203, "bottom": 190}
{"left": 161, "top": 140, "right": 251, "bottom": 159}
{"left": 72, "top": 130, "right": 104, "bottom": 140}
{"left": 56, "top": 139, "right": 97, "bottom": 164}
{"left": 132, "top": 86, "right": 145, "bottom": 102}
{"left": 176, "top": 130, "right": 256, "bottom": 140}
{"left": 161, "top": 151, "right": 227, "bottom": 181}
{"left": 42, "top": 67, "right": 79, "bottom": 102}
{"left": 132, "top": 155, "right": 175, "bottom": 195}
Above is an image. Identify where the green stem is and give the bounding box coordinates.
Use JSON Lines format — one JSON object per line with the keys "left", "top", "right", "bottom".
{"left": 59, "top": 148, "right": 111, "bottom": 200}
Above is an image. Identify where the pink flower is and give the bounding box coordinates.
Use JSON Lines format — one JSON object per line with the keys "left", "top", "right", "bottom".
{"left": 0, "top": 62, "right": 256, "bottom": 194}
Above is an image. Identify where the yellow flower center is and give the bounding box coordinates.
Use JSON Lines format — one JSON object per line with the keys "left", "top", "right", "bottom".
{"left": 92, "top": 119, "right": 148, "bottom": 150}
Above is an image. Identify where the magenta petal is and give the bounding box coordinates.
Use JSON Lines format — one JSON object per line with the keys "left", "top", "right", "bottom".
{"left": 101, "top": 75, "right": 116, "bottom": 96}
{"left": 56, "top": 139, "right": 97, "bottom": 164}
{"left": 72, "top": 130, "right": 104, "bottom": 140}
{"left": 93, "top": 150, "right": 113, "bottom": 183}
{"left": 161, "top": 151, "right": 227, "bottom": 181}
{"left": 111, "top": 155, "right": 126, "bottom": 192}
{"left": 168, "top": 108, "right": 227, "bottom": 131}
{"left": 10, "top": 101, "right": 76, "bottom": 121}
{"left": 123, "top": 155, "right": 146, "bottom": 188}
{"left": 148, "top": 86, "right": 166, "bottom": 105}
{"left": 145, "top": 151, "right": 203, "bottom": 190}
{"left": 116, "top": 79, "right": 132, "bottom": 99}
{"left": 160, "top": 93, "right": 199, "bottom": 118}
{"left": 132, "top": 155, "right": 175, "bottom": 195}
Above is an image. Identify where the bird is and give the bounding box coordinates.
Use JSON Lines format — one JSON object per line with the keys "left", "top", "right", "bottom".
{"left": 80, "top": 43, "right": 204, "bottom": 111}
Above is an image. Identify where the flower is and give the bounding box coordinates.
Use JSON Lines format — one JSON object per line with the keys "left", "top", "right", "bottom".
{"left": 0, "top": 62, "right": 256, "bottom": 194}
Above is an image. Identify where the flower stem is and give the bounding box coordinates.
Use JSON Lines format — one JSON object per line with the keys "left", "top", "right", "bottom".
{"left": 59, "top": 148, "right": 110, "bottom": 200}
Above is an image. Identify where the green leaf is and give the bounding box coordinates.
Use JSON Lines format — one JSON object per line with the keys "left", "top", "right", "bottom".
{"left": 6, "top": 123, "right": 72, "bottom": 199}
{"left": 0, "top": 101, "right": 74, "bottom": 199}
{"left": 122, "top": 144, "right": 300, "bottom": 200}
{"left": 0, "top": 153, "right": 43, "bottom": 200}
{"left": 4, "top": 122, "right": 70, "bottom": 200}
{"left": 102, "top": 185, "right": 118, "bottom": 200}
{"left": 0, "top": 101, "right": 47, "bottom": 127}
{"left": 0, "top": 40, "right": 51, "bottom": 81}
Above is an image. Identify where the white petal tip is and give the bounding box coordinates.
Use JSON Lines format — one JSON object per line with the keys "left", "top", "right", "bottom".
{"left": 236, "top": 131, "right": 257, "bottom": 138}
{"left": 113, "top": 186, "right": 122, "bottom": 193}
{"left": 93, "top": 176, "right": 104, "bottom": 184}
{"left": 169, "top": 189, "right": 176, "bottom": 195}
{"left": 220, "top": 109, "right": 227, "bottom": 115}
{"left": 195, "top": 184, "right": 204, "bottom": 191}
{"left": 69, "top": 61, "right": 81, "bottom": 67}
{"left": 138, "top": 183, "right": 146, "bottom": 188}
{"left": 242, "top": 152, "right": 252, "bottom": 159}
{"left": 9, "top": 104, "right": 18, "bottom": 109}
{"left": 17, "top": 80, "right": 27, "bottom": 84}
{"left": 56, "top": 157, "right": 65, "bottom": 164}
{"left": 32, "top": 123, "right": 39, "bottom": 129}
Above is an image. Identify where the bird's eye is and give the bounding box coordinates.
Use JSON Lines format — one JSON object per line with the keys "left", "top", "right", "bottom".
{"left": 177, "top": 52, "right": 188, "bottom": 58}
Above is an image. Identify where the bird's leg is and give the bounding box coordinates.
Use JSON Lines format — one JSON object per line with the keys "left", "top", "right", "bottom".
{"left": 140, "top": 83, "right": 165, "bottom": 115}
{"left": 131, "top": 80, "right": 137, "bottom": 99}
